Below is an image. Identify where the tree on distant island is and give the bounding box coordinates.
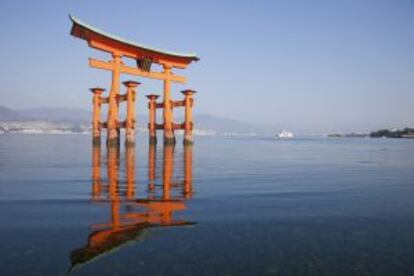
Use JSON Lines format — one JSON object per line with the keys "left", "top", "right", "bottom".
{"left": 370, "top": 128, "right": 414, "bottom": 138}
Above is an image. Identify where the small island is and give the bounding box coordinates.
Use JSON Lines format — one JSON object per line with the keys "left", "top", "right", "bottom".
{"left": 327, "top": 133, "right": 368, "bottom": 138}
{"left": 370, "top": 128, "right": 414, "bottom": 138}
{"left": 327, "top": 128, "right": 414, "bottom": 139}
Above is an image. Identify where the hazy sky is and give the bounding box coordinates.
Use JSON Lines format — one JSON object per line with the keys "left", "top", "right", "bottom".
{"left": 0, "top": 0, "right": 413, "bottom": 133}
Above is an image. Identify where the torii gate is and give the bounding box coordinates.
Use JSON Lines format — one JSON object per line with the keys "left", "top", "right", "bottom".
{"left": 69, "top": 15, "right": 199, "bottom": 146}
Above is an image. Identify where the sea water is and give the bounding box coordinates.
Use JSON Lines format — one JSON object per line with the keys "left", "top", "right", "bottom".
{"left": 0, "top": 134, "right": 413, "bottom": 275}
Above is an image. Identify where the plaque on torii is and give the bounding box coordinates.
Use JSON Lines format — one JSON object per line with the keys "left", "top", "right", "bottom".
{"left": 69, "top": 15, "right": 199, "bottom": 146}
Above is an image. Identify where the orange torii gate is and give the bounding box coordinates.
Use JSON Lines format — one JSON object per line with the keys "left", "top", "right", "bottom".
{"left": 69, "top": 15, "right": 199, "bottom": 146}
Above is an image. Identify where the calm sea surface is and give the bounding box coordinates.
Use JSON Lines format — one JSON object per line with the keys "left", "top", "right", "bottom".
{"left": 0, "top": 134, "right": 414, "bottom": 275}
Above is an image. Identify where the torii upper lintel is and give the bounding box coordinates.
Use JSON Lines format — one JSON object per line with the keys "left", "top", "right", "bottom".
{"left": 69, "top": 15, "right": 199, "bottom": 69}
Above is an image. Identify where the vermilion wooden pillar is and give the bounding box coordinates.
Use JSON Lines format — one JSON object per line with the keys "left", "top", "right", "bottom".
{"left": 163, "top": 65, "right": 175, "bottom": 145}
{"left": 146, "top": 94, "right": 160, "bottom": 145}
{"left": 107, "top": 53, "right": 122, "bottom": 147}
{"left": 181, "top": 89, "right": 196, "bottom": 145}
{"left": 90, "top": 87, "right": 105, "bottom": 145}
{"left": 123, "top": 81, "right": 140, "bottom": 147}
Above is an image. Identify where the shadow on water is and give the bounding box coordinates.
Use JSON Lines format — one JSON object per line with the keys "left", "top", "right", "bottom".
{"left": 69, "top": 144, "right": 195, "bottom": 272}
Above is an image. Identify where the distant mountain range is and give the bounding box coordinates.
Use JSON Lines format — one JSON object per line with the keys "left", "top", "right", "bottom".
{"left": 0, "top": 106, "right": 26, "bottom": 121}
{"left": 0, "top": 105, "right": 262, "bottom": 134}
{"left": 16, "top": 107, "right": 92, "bottom": 124}
{"left": 0, "top": 106, "right": 92, "bottom": 123}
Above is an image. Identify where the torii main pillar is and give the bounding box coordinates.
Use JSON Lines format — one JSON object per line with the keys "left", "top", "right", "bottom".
{"left": 163, "top": 65, "right": 175, "bottom": 145}
{"left": 107, "top": 53, "right": 122, "bottom": 147}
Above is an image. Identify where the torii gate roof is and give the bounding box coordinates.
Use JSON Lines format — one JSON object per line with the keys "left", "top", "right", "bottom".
{"left": 69, "top": 15, "right": 199, "bottom": 63}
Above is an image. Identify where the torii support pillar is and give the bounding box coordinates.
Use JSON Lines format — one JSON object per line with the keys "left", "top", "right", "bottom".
{"left": 181, "top": 89, "right": 196, "bottom": 145}
{"left": 123, "top": 81, "right": 140, "bottom": 147}
{"left": 163, "top": 65, "right": 175, "bottom": 145}
{"left": 107, "top": 53, "right": 122, "bottom": 148}
{"left": 91, "top": 87, "right": 105, "bottom": 145}
{"left": 146, "top": 94, "right": 160, "bottom": 145}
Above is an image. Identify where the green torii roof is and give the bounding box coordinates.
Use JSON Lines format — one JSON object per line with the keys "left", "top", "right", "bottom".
{"left": 69, "top": 15, "right": 199, "bottom": 62}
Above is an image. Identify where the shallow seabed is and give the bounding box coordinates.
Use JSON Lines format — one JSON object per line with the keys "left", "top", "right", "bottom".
{"left": 0, "top": 134, "right": 414, "bottom": 275}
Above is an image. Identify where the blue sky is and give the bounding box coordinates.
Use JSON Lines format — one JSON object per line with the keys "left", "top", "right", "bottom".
{"left": 0, "top": 0, "right": 413, "bottom": 133}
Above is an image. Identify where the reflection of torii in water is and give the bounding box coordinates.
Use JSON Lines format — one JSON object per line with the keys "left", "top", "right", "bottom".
{"left": 70, "top": 145, "right": 194, "bottom": 271}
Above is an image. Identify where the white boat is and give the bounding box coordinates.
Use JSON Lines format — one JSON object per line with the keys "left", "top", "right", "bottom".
{"left": 277, "top": 129, "right": 294, "bottom": 139}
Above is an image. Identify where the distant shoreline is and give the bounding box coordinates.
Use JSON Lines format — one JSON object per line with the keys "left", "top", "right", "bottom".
{"left": 327, "top": 128, "right": 414, "bottom": 139}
